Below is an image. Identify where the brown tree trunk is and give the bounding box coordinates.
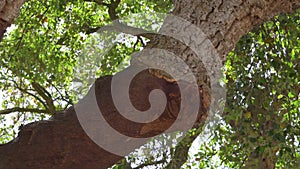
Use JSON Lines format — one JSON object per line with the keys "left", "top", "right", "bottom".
{"left": 0, "top": 0, "right": 300, "bottom": 169}
{"left": 0, "top": 0, "right": 25, "bottom": 39}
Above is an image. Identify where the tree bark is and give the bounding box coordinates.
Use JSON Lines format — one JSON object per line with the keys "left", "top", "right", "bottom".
{"left": 0, "top": 0, "right": 25, "bottom": 39}
{"left": 0, "top": 0, "right": 300, "bottom": 169}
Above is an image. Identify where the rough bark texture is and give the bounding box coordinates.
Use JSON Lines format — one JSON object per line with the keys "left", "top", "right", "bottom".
{"left": 0, "top": 0, "right": 25, "bottom": 39}
{"left": 0, "top": 0, "right": 300, "bottom": 169}
{"left": 0, "top": 70, "right": 201, "bottom": 169}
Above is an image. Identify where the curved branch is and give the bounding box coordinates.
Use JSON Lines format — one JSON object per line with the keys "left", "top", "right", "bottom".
{"left": 31, "top": 82, "right": 56, "bottom": 114}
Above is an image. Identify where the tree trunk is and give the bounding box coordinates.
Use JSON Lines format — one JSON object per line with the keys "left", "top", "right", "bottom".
{"left": 0, "top": 0, "right": 25, "bottom": 39}
{"left": 0, "top": 0, "right": 300, "bottom": 168}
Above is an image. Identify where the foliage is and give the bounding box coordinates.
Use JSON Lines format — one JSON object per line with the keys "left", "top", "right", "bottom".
{"left": 0, "top": 0, "right": 172, "bottom": 143}
{"left": 192, "top": 10, "right": 300, "bottom": 168}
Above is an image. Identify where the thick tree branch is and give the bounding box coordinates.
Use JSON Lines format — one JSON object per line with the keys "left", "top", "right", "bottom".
{"left": 0, "top": 71, "right": 197, "bottom": 169}
{"left": 0, "top": 107, "right": 49, "bottom": 115}
{"left": 108, "top": 0, "right": 121, "bottom": 20}
{"left": 31, "top": 82, "right": 56, "bottom": 114}
{"left": 172, "top": 0, "right": 300, "bottom": 61}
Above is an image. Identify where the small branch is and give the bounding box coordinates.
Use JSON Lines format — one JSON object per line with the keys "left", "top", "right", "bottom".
{"left": 89, "top": 22, "right": 155, "bottom": 39}
{"left": 133, "top": 36, "right": 146, "bottom": 50}
{"left": 115, "top": 158, "right": 133, "bottom": 169}
{"left": 83, "top": 0, "right": 155, "bottom": 40}
{"left": 48, "top": 80, "right": 74, "bottom": 107}
{"left": 134, "top": 159, "right": 167, "bottom": 169}
{"left": 0, "top": 107, "right": 50, "bottom": 115}
{"left": 11, "top": 80, "right": 48, "bottom": 110}
{"left": 165, "top": 126, "right": 204, "bottom": 169}
{"left": 84, "top": 0, "right": 155, "bottom": 39}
